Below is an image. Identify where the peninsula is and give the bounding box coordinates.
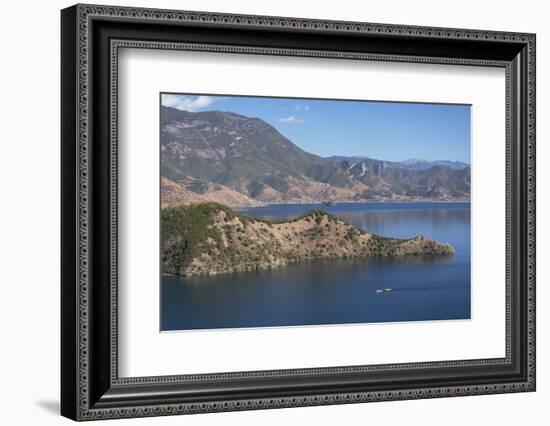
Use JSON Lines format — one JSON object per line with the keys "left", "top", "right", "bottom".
{"left": 161, "top": 202, "right": 455, "bottom": 277}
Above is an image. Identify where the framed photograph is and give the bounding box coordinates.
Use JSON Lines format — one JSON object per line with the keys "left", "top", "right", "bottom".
{"left": 61, "top": 4, "right": 536, "bottom": 421}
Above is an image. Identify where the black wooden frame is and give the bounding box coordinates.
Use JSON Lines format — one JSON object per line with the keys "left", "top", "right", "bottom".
{"left": 61, "top": 4, "right": 536, "bottom": 421}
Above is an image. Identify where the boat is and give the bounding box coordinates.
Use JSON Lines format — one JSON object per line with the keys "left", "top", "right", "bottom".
{"left": 376, "top": 288, "right": 393, "bottom": 293}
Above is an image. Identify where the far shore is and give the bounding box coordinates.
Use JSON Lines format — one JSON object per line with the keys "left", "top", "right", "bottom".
{"left": 231, "top": 199, "right": 471, "bottom": 210}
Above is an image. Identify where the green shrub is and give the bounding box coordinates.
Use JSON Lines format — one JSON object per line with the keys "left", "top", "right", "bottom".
{"left": 161, "top": 203, "right": 227, "bottom": 273}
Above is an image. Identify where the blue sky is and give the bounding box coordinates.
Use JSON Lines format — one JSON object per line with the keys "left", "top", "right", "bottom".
{"left": 161, "top": 93, "right": 471, "bottom": 163}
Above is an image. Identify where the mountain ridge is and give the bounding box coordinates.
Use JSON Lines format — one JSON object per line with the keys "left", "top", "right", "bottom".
{"left": 328, "top": 156, "right": 469, "bottom": 170}
{"left": 160, "top": 106, "right": 470, "bottom": 207}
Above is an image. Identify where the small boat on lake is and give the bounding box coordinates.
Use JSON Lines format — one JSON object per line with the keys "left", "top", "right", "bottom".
{"left": 376, "top": 288, "right": 393, "bottom": 294}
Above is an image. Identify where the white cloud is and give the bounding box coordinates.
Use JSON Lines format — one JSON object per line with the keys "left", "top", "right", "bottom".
{"left": 161, "top": 94, "right": 216, "bottom": 111}
{"left": 279, "top": 115, "right": 304, "bottom": 124}
{"left": 294, "top": 105, "right": 310, "bottom": 112}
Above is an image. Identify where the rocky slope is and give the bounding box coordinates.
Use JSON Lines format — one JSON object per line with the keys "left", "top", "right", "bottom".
{"left": 161, "top": 203, "right": 455, "bottom": 277}
{"left": 161, "top": 176, "right": 263, "bottom": 208}
{"left": 160, "top": 107, "right": 470, "bottom": 207}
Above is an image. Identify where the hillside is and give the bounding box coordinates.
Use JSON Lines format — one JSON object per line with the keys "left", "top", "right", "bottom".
{"left": 161, "top": 176, "right": 263, "bottom": 208}
{"left": 161, "top": 106, "right": 470, "bottom": 207}
{"left": 161, "top": 203, "right": 455, "bottom": 277}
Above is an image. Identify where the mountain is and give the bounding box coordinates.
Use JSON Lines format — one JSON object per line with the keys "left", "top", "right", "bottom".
{"left": 338, "top": 157, "right": 470, "bottom": 200}
{"left": 399, "top": 159, "right": 470, "bottom": 170}
{"left": 161, "top": 106, "right": 470, "bottom": 207}
{"left": 328, "top": 156, "right": 470, "bottom": 171}
{"left": 162, "top": 203, "right": 455, "bottom": 276}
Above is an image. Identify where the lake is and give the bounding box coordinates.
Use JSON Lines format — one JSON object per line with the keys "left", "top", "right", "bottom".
{"left": 161, "top": 202, "right": 471, "bottom": 331}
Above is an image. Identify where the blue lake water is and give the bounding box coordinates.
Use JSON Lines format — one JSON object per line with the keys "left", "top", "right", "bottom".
{"left": 161, "top": 202, "right": 471, "bottom": 331}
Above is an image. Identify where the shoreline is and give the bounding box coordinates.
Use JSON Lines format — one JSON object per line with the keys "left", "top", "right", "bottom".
{"left": 160, "top": 251, "right": 456, "bottom": 279}
{"left": 233, "top": 199, "right": 471, "bottom": 210}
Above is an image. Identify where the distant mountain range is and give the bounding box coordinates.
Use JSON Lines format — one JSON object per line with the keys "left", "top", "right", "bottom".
{"left": 161, "top": 106, "right": 470, "bottom": 207}
{"left": 400, "top": 158, "right": 470, "bottom": 170}
{"left": 328, "top": 156, "right": 469, "bottom": 170}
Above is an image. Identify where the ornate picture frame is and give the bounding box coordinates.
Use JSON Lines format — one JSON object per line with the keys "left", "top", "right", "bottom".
{"left": 61, "top": 4, "right": 535, "bottom": 421}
